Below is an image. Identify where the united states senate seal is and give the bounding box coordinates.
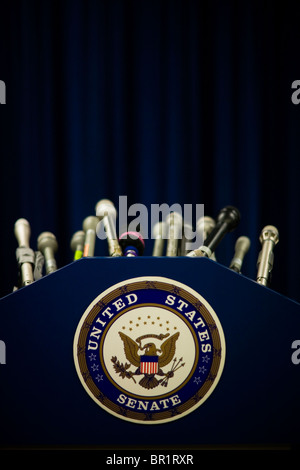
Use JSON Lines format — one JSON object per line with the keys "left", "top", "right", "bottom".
{"left": 73, "top": 276, "right": 225, "bottom": 424}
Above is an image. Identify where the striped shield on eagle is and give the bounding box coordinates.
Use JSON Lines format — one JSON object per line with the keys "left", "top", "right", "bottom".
{"left": 114, "top": 331, "right": 182, "bottom": 390}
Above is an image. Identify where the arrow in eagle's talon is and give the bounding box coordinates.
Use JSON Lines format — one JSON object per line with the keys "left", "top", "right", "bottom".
{"left": 173, "top": 358, "right": 185, "bottom": 372}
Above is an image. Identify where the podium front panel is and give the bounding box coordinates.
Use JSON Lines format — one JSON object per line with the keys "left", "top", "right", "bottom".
{"left": 0, "top": 257, "right": 299, "bottom": 448}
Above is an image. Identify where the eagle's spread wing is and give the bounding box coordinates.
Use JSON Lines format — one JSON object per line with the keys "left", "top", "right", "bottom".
{"left": 158, "top": 332, "right": 180, "bottom": 368}
{"left": 119, "top": 332, "right": 140, "bottom": 368}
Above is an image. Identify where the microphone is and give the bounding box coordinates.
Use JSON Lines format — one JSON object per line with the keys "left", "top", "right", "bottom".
{"left": 229, "top": 236, "right": 251, "bottom": 273}
{"left": 196, "top": 216, "right": 217, "bottom": 260}
{"left": 37, "top": 232, "right": 58, "bottom": 274}
{"left": 95, "top": 199, "right": 122, "bottom": 257}
{"left": 180, "top": 222, "right": 193, "bottom": 255}
{"left": 70, "top": 230, "right": 85, "bottom": 260}
{"left": 33, "top": 250, "right": 44, "bottom": 281}
{"left": 119, "top": 231, "right": 145, "bottom": 257}
{"left": 14, "top": 218, "right": 34, "bottom": 286}
{"left": 256, "top": 225, "right": 279, "bottom": 287}
{"left": 152, "top": 221, "right": 167, "bottom": 256}
{"left": 197, "top": 216, "right": 216, "bottom": 240}
{"left": 82, "top": 216, "right": 99, "bottom": 257}
{"left": 165, "top": 212, "right": 183, "bottom": 257}
{"left": 187, "top": 206, "right": 240, "bottom": 257}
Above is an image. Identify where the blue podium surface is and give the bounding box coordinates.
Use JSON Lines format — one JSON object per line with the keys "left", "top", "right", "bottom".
{"left": 0, "top": 256, "right": 299, "bottom": 449}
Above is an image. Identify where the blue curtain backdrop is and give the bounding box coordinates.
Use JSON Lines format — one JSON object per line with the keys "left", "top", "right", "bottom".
{"left": 0, "top": 0, "right": 299, "bottom": 301}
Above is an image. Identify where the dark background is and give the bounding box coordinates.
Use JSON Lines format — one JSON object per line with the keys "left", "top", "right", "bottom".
{"left": 0, "top": 0, "right": 299, "bottom": 302}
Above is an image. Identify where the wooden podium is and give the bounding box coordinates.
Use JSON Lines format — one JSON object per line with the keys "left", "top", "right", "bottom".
{"left": 0, "top": 256, "right": 299, "bottom": 449}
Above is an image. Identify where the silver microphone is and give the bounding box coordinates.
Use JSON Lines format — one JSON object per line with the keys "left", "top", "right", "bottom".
{"left": 256, "top": 225, "right": 279, "bottom": 286}
{"left": 14, "top": 218, "right": 34, "bottom": 286}
{"left": 82, "top": 216, "right": 99, "bottom": 257}
{"left": 165, "top": 212, "right": 183, "bottom": 257}
{"left": 152, "top": 221, "right": 167, "bottom": 256}
{"left": 95, "top": 199, "right": 122, "bottom": 257}
{"left": 37, "top": 232, "right": 58, "bottom": 274}
{"left": 180, "top": 222, "right": 193, "bottom": 255}
{"left": 197, "top": 216, "right": 215, "bottom": 239}
{"left": 70, "top": 230, "right": 85, "bottom": 260}
{"left": 196, "top": 216, "right": 216, "bottom": 260}
{"left": 229, "top": 236, "right": 251, "bottom": 273}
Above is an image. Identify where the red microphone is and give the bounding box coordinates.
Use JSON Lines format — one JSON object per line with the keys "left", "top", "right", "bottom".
{"left": 119, "top": 231, "right": 145, "bottom": 257}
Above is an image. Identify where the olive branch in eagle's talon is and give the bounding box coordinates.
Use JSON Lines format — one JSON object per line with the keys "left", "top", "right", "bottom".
{"left": 111, "top": 356, "right": 137, "bottom": 383}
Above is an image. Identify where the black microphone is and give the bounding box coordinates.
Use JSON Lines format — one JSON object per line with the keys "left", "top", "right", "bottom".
{"left": 187, "top": 206, "right": 240, "bottom": 257}
{"left": 119, "top": 231, "right": 145, "bottom": 257}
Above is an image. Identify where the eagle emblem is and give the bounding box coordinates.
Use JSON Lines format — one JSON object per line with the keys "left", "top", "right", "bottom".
{"left": 111, "top": 331, "right": 185, "bottom": 389}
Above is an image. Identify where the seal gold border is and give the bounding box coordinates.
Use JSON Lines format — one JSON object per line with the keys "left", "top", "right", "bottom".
{"left": 99, "top": 303, "right": 200, "bottom": 400}
{"left": 73, "top": 276, "right": 226, "bottom": 424}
